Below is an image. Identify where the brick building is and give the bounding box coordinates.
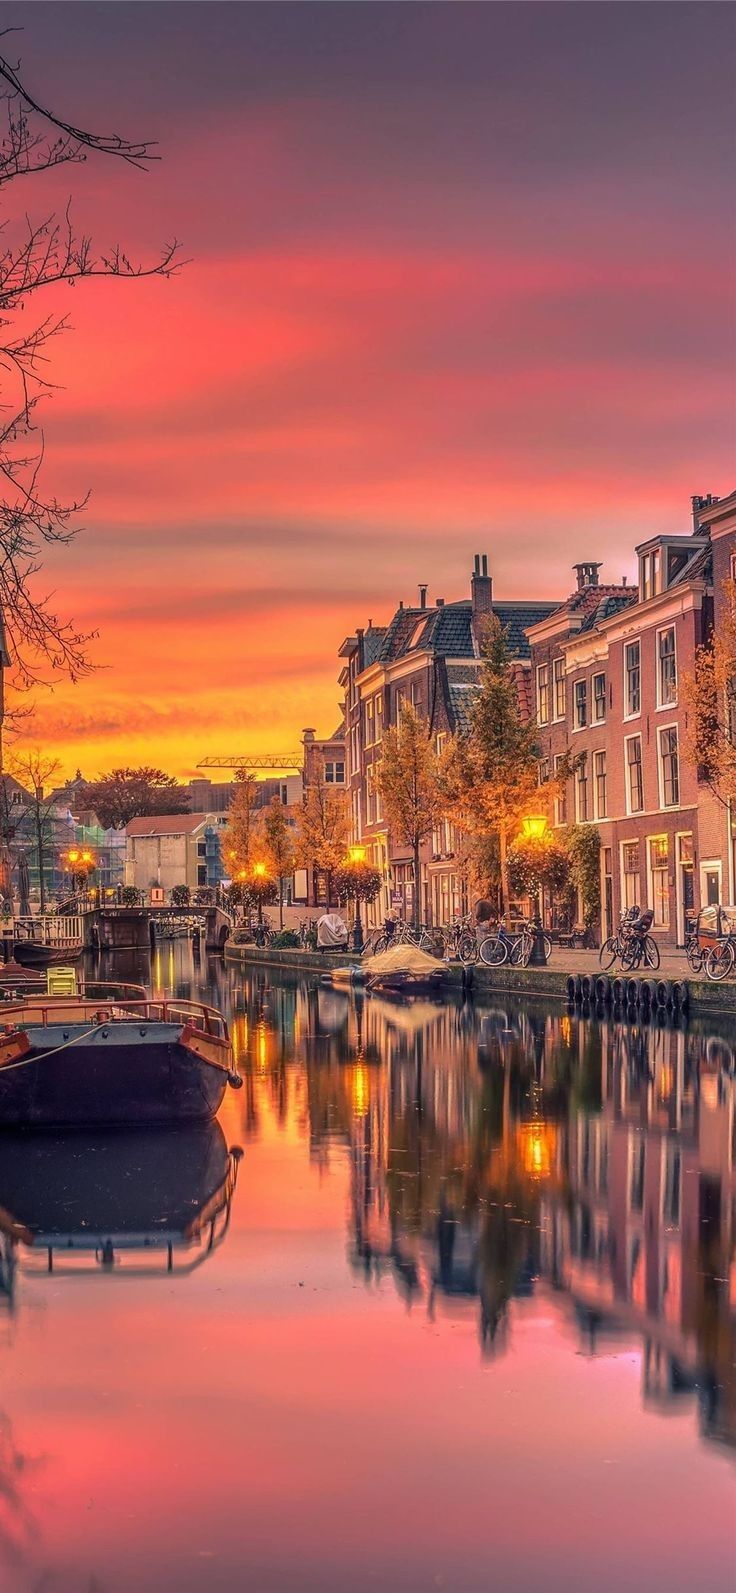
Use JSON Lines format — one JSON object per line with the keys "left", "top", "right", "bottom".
{"left": 339, "top": 556, "right": 556, "bottom": 926}
{"left": 528, "top": 490, "right": 736, "bottom": 946}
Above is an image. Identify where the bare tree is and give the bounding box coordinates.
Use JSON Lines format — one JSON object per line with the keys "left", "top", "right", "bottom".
{"left": 0, "top": 31, "right": 180, "bottom": 699}
{"left": 10, "top": 747, "right": 61, "bottom": 912}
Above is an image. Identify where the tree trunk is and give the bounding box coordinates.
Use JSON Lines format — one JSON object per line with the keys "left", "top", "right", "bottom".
{"left": 498, "top": 826, "right": 509, "bottom": 924}
{"left": 36, "top": 806, "right": 45, "bottom": 914}
{"left": 412, "top": 838, "right": 421, "bottom": 927}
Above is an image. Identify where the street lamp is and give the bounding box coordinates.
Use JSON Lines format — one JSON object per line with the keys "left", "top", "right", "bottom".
{"left": 344, "top": 845, "right": 368, "bottom": 953}
{"left": 521, "top": 814, "right": 549, "bottom": 842}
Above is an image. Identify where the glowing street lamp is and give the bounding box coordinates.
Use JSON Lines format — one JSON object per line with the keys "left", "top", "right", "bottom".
{"left": 520, "top": 814, "right": 548, "bottom": 843}
{"left": 347, "top": 844, "right": 367, "bottom": 866}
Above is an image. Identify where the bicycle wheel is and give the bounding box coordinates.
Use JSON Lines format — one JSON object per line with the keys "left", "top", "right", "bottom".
{"left": 620, "top": 939, "right": 642, "bottom": 971}
{"left": 458, "top": 933, "right": 478, "bottom": 965}
{"left": 642, "top": 935, "right": 660, "bottom": 971}
{"left": 372, "top": 934, "right": 389, "bottom": 956}
{"left": 479, "top": 935, "right": 509, "bottom": 967}
{"left": 542, "top": 934, "right": 552, "bottom": 961}
{"left": 516, "top": 934, "right": 533, "bottom": 968}
{"left": 685, "top": 941, "right": 703, "bottom": 974}
{"left": 599, "top": 937, "right": 619, "bottom": 970}
{"left": 706, "top": 941, "right": 735, "bottom": 982}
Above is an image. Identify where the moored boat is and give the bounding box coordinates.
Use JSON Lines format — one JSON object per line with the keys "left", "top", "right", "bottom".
{"left": 0, "top": 982, "right": 242, "bottom": 1128}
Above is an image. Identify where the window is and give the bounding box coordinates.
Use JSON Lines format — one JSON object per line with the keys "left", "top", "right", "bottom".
{"left": 574, "top": 678, "right": 588, "bottom": 729}
{"left": 197, "top": 840, "right": 207, "bottom": 858}
{"left": 625, "top": 640, "right": 641, "bottom": 716}
{"left": 659, "top": 727, "right": 679, "bottom": 808}
{"left": 640, "top": 548, "right": 661, "bottom": 602}
{"left": 365, "top": 698, "right": 375, "bottom": 745}
{"left": 553, "top": 657, "right": 566, "bottom": 720}
{"left": 594, "top": 751, "right": 607, "bottom": 819}
{"left": 537, "top": 663, "right": 550, "bottom": 724}
{"left": 657, "top": 626, "right": 677, "bottom": 707}
{"left": 197, "top": 865, "right": 207, "bottom": 887}
{"left": 554, "top": 753, "right": 567, "bottom": 825}
{"left": 593, "top": 672, "right": 606, "bottom": 723}
{"left": 576, "top": 753, "right": 589, "bottom": 822}
{"left": 538, "top": 757, "right": 550, "bottom": 784}
{"left": 435, "top": 731, "right": 447, "bottom": 756}
{"left": 649, "top": 835, "right": 669, "bottom": 929}
{"left": 622, "top": 840, "right": 641, "bottom": 910}
{"left": 325, "top": 760, "right": 345, "bottom": 784}
{"left": 626, "top": 736, "right": 644, "bottom": 814}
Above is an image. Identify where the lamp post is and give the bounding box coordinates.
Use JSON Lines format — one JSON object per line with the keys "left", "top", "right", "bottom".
{"left": 520, "top": 814, "right": 549, "bottom": 966}
{"left": 347, "top": 844, "right": 366, "bottom": 953}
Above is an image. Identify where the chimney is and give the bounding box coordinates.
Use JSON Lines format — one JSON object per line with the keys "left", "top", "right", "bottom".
{"left": 573, "top": 561, "right": 602, "bottom": 592}
{"left": 692, "top": 492, "right": 719, "bottom": 530}
{"left": 471, "top": 552, "right": 492, "bottom": 631}
{"left": 436, "top": 597, "right": 445, "bottom": 607}
{"left": 302, "top": 729, "right": 315, "bottom": 742}
{"left": 418, "top": 584, "right": 428, "bottom": 609}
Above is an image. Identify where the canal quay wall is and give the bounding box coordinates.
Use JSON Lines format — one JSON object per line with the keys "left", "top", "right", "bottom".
{"left": 223, "top": 942, "right": 736, "bottom": 1018}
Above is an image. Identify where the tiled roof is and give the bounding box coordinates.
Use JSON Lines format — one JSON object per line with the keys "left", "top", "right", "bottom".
{"left": 578, "top": 592, "right": 638, "bottom": 631}
{"left": 446, "top": 682, "right": 478, "bottom": 735}
{"left": 126, "top": 813, "right": 210, "bottom": 837}
{"left": 376, "top": 598, "right": 556, "bottom": 664}
{"left": 494, "top": 602, "right": 557, "bottom": 658}
{"left": 669, "top": 543, "right": 713, "bottom": 588}
{"left": 362, "top": 627, "right": 387, "bottom": 666}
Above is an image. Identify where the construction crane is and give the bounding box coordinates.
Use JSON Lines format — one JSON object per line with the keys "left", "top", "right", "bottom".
{"left": 197, "top": 754, "right": 303, "bottom": 773}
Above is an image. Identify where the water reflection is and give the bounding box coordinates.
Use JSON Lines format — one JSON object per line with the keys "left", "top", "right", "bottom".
{"left": 224, "top": 972, "right": 735, "bottom": 1456}
{"left": 0, "top": 1124, "right": 242, "bottom": 1300}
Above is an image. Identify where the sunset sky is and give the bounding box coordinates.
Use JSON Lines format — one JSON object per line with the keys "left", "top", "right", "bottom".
{"left": 9, "top": 2, "right": 736, "bottom": 778}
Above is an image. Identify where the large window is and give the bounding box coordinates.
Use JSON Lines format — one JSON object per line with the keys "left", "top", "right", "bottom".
{"left": 622, "top": 840, "right": 641, "bottom": 911}
{"left": 659, "top": 727, "right": 680, "bottom": 808}
{"left": 594, "top": 751, "right": 607, "bottom": 819}
{"left": 553, "top": 657, "right": 566, "bottom": 720}
{"left": 576, "top": 753, "right": 589, "bottom": 822}
{"left": 640, "top": 548, "right": 661, "bottom": 602}
{"left": 649, "top": 835, "right": 669, "bottom": 929}
{"left": 325, "top": 760, "right": 345, "bottom": 784}
{"left": 625, "top": 640, "right": 641, "bottom": 717}
{"left": 657, "top": 626, "right": 677, "bottom": 707}
{"left": 593, "top": 672, "right": 606, "bottom": 723}
{"left": 574, "top": 678, "right": 588, "bottom": 729}
{"left": 554, "top": 753, "right": 567, "bottom": 825}
{"left": 537, "top": 663, "right": 550, "bottom": 724}
{"left": 626, "top": 735, "right": 644, "bottom": 814}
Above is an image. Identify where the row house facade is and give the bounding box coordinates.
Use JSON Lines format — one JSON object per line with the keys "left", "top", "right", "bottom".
{"left": 528, "top": 490, "right": 736, "bottom": 947}
{"left": 339, "top": 555, "right": 556, "bottom": 926}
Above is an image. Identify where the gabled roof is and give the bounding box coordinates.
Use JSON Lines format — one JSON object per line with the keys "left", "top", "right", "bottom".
{"left": 375, "top": 597, "right": 557, "bottom": 666}
{"left": 125, "top": 813, "right": 211, "bottom": 837}
{"left": 669, "top": 542, "right": 713, "bottom": 588}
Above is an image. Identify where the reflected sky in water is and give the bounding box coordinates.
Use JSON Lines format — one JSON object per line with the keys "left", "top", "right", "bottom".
{"left": 0, "top": 943, "right": 733, "bottom": 1592}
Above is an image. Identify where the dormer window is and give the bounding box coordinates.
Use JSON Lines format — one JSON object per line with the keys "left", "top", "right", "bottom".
{"left": 640, "top": 547, "right": 661, "bottom": 601}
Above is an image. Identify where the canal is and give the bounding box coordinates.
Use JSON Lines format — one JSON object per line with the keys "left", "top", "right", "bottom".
{"left": 1, "top": 942, "right": 734, "bottom": 1591}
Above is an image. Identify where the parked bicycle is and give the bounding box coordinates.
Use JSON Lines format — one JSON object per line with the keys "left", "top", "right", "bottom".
{"left": 695, "top": 905, "right": 736, "bottom": 982}
{"left": 439, "top": 914, "right": 478, "bottom": 964}
{"left": 599, "top": 907, "right": 660, "bottom": 971}
{"left": 370, "top": 917, "right": 435, "bottom": 956}
{"left": 478, "top": 919, "right": 551, "bottom": 969}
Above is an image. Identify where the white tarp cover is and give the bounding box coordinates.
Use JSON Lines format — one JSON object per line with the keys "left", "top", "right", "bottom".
{"left": 317, "top": 912, "right": 348, "bottom": 947}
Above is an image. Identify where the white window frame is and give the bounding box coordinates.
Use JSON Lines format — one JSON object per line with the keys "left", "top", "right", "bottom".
{"left": 592, "top": 671, "right": 606, "bottom": 724}
{"left": 536, "top": 663, "right": 550, "bottom": 725}
{"left": 620, "top": 839, "right": 642, "bottom": 913}
{"left": 623, "top": 638, "right": 641, "bottom": 721}
{"left": 554, "top": 753, "right": 567, "bottom": 827}
{"left": 573, "top": 677, "right": 588, "bottom": 731}
{"left": 575, "top": 751, "right": 590, "bottom": 823}
{"left": 656, "top": 625, "right": 677, "bottom": 710}
{"left": 624, "top": 733, "right": 644, "bottom": 816}
{"left": 553, "top": 656, "right": 566, "bottom": 722}
{"left": 593, "top": 749, "right": 607, "bottom": 821}
{"left": 647, "top": 834, "right": 670, "bottom": 930}
{"left": 657, "top": 722, "right": 680, "bottom": 810}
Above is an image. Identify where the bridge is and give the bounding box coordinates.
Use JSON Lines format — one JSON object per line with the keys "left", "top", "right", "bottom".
{"left": 63, "top": 901, "right": 234, "bottom": 954}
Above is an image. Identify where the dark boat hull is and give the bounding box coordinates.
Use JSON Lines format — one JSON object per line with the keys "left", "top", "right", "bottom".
{"left": 0, "top": 1021, "right": 229, "bottom": 1127}
{"left": 13, "top": 941, "right": 83, "bottom": 967}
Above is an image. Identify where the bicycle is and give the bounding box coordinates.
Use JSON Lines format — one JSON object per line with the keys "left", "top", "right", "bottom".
{"left": 599, "top": 908, "right": 660, "bottom": 971}
{"left": 440, "top": 915, "right": 478, "bottom": 964}
{"left": 371, "top": 918, "right": 434, "bottom": 956}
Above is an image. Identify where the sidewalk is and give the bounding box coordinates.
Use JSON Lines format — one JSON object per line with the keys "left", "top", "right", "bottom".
{"left": 544, "top": 946, "right": 692, "bottom": 978}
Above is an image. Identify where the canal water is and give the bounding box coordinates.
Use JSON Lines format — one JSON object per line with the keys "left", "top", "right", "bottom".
{"left": 0, "top": 942, "right": 734, "bottom": 1592}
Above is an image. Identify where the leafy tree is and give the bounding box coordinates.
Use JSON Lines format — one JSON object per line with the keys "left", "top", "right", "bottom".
{"left": 84, "top": 767, "right": 186, "bottom": 829}
{"left": 295, "top": 758, "right": 349, "bottom": 905}
{"left": 507, "top": 836, "right": 571, "bottom": 900}
{"left": 224, "top": 772, "right": 262, "bottom": 877}
{"left": 682, "top": 577, "right": 736, "bottom": 800}
{"left": 10, "top": 748, "right": 61, "bottom": 911}
{"left": 332, "top": 861, "right": 384, "bottom": 906}
{"left": 443, "top": 618, "right": 541, "bottom": 919}
{"left": 374, "top": 700, "right": 445, "bottom": 925}
{"left": 263, "top": 796, "right": 295, "bottom": 930}
{"left": 566, "top": 825, "right": 601, "bottom": 931}
{"left": 0, "top": 40, "right": 179, "bottom": 701}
